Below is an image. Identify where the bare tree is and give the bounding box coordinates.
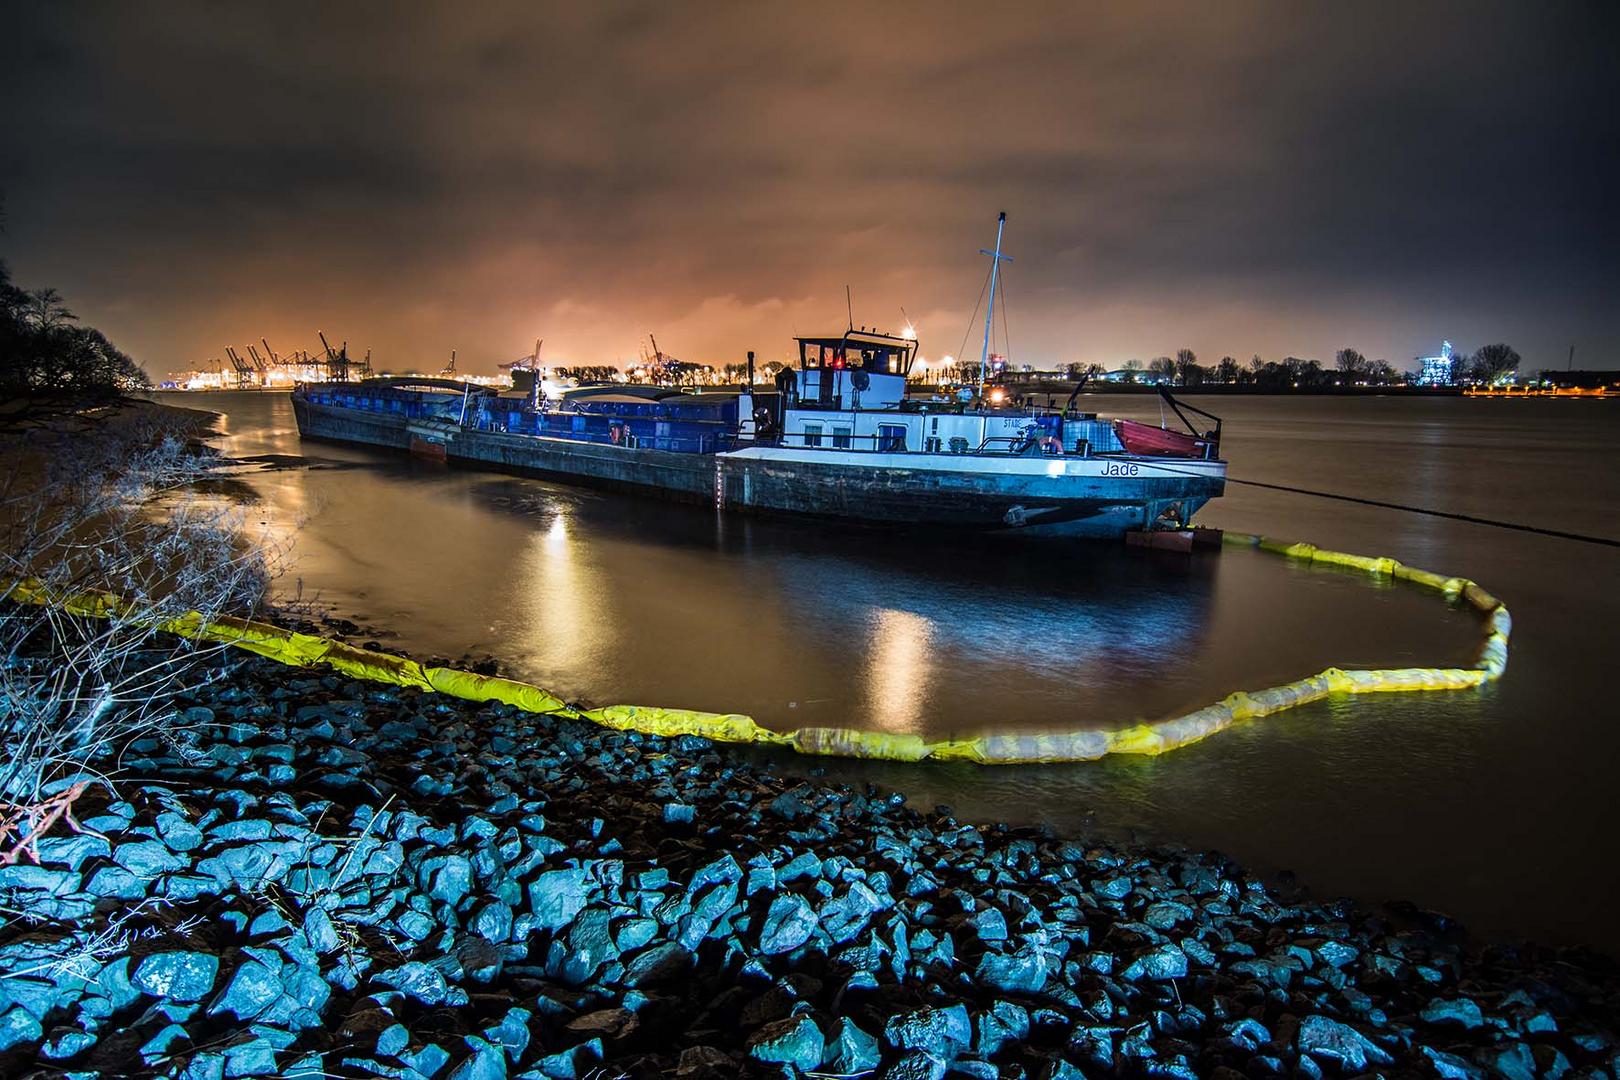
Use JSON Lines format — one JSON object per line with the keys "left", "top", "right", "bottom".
{"left": 0, "top": 413, "right": 276, "bottom": 851}
{"left": 1216, "top": 356, "right": 1240, "bottom": 384}
{"left": 1335, "top": 348, "right": 1368, "bottom": 379}
{"left": 1171, "top": 349, "right": 1199, "bottom": 386}
{"left": 1468, "top": 343, "right": 1521, "bottom": 383}
{"left": 1148, "top": 356, "right": 1175, "bottom": 383}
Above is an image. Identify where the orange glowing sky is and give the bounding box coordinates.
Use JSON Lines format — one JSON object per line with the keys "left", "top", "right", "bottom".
{"left": 2, "top": 2, "right": 1615, "bottom": 377}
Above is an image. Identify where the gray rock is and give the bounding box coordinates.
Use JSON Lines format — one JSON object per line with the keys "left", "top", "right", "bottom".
{"left": 485, "top": 1006, "right": 532, "bottom": 1061}
{"left": 179, "top": 1051, "right": 227, "bottom": 1079}
{"left": 778, "top": 851, "right": 823, "bottom": 882}
{"left": 1314, "top": 940, "right": 1357, "bottom": 968}
{"left": 975, "top": 1001, "right": 1030, "bottom": 1056}
{"left": 1039, "top": 1059, "right": 1087, "bottom": 1080}
{"left": 211, "top": 959, "right": 283, "bottom": 1020}
{"left": 93, "top": 956, "right": 141, "bottom": 1010}
{"left": 132, "top": 951, "right": 219, "bottom": 1002}
{"left": 966, "top": 906, "right": 1008, "bottom": 942}
{"left": 139, "top": 1021, "right": 191, "bottom": 1061}
{"left": 42, "top": 1025, "right": 96, "bottom": 1059}
{"left": 375, "top": 961, "right": 455, "bottom": 1006}
{"left": 529, "top": 1037, "right": 604, "bottom": 1079}
{"left": 1296, "top": 1015, "right": 1392, "bottom": 1072}
{"left": 223, "top": 1034, "right": 278, "bottom": 1076}
{"left": 34, "top": 834, "right": 110, "bottom": 870}
{"left": 1122, "top": 943, "right": 1188, "bottom": 981}
{"left": 624, "top": 941, "right": 692, "bottom": 987}
{"left": 1421, "top": 996, "right": 1485, "bottom": 1030}
{"left": 565, "top": 1008, "right": 638, "bottom": 1044}
{"left": 614, "top": 917, "right": 658, "bottom": 953}
{"left": 676, "top": 1046, "right": 734, "bottom": 1076}
{"left": 1142, "top": 900, "right": 1194, "bottom": 930}
{"left": 212, "top": 819, "right": 273, "bottom": 842}
{"left": 1093, "top": 876, "right": 1132, "bottom": 900}
{"left": 448, "top": 1036, "right": 506, "bottom": 1080}
{"left": 689, "top": 853, "right": 742, "bottom": 891}
{"left": 1419, "top": 1045, "right": 1480, "bottom": 1079}
{"left": 975, "top": 948, "right": 1046, "bottom": 992}
{"left": 0, "top": 864, "right": 82, "bottom": 895}
{"left": 528, "top": 868, "right": 588, "bottom": 931}
{"left": 423, "top": 855, "right": 471, "bottom": 904}
{"left": 401, "top": 1042, "right": 453, "bottom": 1077}
{"left": 304, "top": 907, "right": 341, "bottom": 954}
{"left": 86, "top": 866, "right": 146, "bottom": 900}
{"left": 886, "top": 1004, "right": 972, "bottom": 1055}
{"left": 472, "top": 900, "right": 514, "bottom": 944}
{"left": 377, "top": 1023, "right": 410, "bottom": 1058}
{"left": 560, "top": 908, "right": 616, "bottom": 984}
{"left": 396, "top": 909, "right": 436, "bottom": 942}
{"left": 1478, "top": 1041, "right": 1536, "bottom": 1080}
{"left": 746, "top": 1015, "right": 825, "bottom": 1071}
{"left": 0, "top": 1007, "right": 42, "bottom": 1052}
{"left": 759, "top": 893, "right": 818, "bottom": 954}
{"left": 156, "top": 811, "right": 205, "bottom": 851}
{"left": 882, "top": 1050, "right": 947, "bottom": 1080}
{"left": 823, "top": 1016, "right": 881, "bottom": 1074}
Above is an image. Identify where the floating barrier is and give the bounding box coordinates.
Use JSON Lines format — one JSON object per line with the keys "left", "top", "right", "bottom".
{"left": 1, "top": 533, "right": 1510, "bottom": 765}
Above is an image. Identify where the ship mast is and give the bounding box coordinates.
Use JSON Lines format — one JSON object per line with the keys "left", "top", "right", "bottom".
{"left": 977, "top": 211, "right": 1012, "bottom": 402}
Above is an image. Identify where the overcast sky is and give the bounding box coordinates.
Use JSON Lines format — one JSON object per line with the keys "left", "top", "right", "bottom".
{"left": 2, "top": 2, "right": 1616, "bottom": 376}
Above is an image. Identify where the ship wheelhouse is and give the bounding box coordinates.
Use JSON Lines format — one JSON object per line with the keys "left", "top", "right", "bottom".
{"left": 793, "top": 330, "right": 916, "bottom": 412}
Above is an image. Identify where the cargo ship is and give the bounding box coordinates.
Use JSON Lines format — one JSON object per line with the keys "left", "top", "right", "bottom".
{"left": 292, "top": 332, "right": 1225, "bottom": 539}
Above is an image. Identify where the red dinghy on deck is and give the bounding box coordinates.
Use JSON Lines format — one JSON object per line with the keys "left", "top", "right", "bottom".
{"left": 1114, "top": 417, "right": 1216, "bottom": 458}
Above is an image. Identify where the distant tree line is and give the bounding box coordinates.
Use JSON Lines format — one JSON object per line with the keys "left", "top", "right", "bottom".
{"left": 551, "top": 365, "right": 621, "bottom": 383}
{"left": 1054, "top": 343, "right": 1521, "bottom": 388}
{"left": 1, "top": 261, "right": 149, "bottom": 420}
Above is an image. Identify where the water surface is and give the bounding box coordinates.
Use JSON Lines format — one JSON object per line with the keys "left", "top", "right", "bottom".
{"left": 168, "top": 390, "right": 1620, "bottom": 950}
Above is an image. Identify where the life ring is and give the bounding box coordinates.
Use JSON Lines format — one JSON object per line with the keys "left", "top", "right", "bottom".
{"left": 610, "top": 425, "right": 623, "bottom": 445}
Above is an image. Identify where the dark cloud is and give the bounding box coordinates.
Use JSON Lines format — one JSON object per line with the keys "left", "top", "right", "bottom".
{"left": 2, "top": 1, "right": 1615, "bottom": 374}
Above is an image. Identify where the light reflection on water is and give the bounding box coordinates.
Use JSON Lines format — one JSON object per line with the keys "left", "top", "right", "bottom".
{"left": 167, "top": 391, "right": 1620, "bottom": 951}
{"left": 864, "top": 607, "right": 934, "bottom": 734}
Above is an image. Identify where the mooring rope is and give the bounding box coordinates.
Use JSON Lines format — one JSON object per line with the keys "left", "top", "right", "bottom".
{"left": 1126, "top": 458, "right": 1620, "bottom": 549}
{"left": 1224, "top": 477, "right": 1620, "bottom": 549}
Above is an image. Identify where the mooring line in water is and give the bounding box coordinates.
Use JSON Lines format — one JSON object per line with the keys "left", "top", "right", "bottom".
{"left": 1127, "top": 459, "right": 1620, "bottom": 549}
{"left": 3, "top": 536, "right": 1510, "bottom": 765}
{"left": 1225, "top": 477, "right": 1620, "bottom": 549}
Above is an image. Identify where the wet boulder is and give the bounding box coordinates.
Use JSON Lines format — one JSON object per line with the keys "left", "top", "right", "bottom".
{"left": 746, "top": 1015, "right": 825, "bottom": 1071}
{"left": 131, "top": 951, "right": 219, "bottom": 1003}
{"left": 759, "top": 893, "right": 818, "bottom": 955}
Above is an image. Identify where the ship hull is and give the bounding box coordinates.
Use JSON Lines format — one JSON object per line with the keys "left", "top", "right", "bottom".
{"left": 293, "top": 395, "right": 1225, "bottom": 538}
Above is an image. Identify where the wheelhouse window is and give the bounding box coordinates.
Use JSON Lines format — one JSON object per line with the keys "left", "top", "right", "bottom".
{"left": 803, "top": 423, "right": 823, "bottom": 447}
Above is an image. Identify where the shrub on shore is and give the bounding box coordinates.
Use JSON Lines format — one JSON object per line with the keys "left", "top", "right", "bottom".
{"left": 0, "top": 410, "right": 273, "bottom": 859}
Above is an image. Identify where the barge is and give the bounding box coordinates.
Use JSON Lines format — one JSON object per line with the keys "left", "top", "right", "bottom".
{"left": 293, "top": 335, "right": 1226, "bottom": 539}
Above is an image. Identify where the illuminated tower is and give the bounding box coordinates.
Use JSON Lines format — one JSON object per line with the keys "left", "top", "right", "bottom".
{"left": 1417, "top": 340, "right": 1455, "bottom": 386}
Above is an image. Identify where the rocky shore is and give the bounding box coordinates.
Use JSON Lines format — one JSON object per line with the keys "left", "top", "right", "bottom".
{"left": 1, "top": 653, "right": 1615, "bottom": 1079}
